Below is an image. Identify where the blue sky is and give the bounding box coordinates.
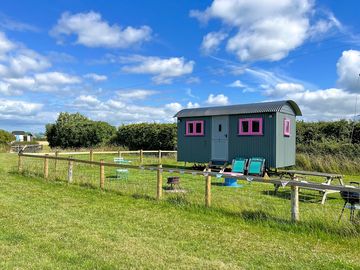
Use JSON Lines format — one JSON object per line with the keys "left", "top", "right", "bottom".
{"left": 0, "top": 0, "right": 360, "bottom": 132}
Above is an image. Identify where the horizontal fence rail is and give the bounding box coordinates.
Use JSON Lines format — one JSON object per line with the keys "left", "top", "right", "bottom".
{"left": 17, "top": 153, "right": 360, "bottom": 223}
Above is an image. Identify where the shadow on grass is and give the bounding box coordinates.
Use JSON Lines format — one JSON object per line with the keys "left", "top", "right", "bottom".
{"left": 261, "top": 189, "right": 338, "bottom": 204}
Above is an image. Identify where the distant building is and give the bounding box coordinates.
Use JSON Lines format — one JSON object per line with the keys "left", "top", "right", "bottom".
{"left": 12, "top": 131, "right": 33, "bottom": 142}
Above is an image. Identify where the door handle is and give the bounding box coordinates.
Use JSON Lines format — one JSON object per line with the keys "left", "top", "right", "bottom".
{"left": 225, "top": 134, "right": 228, "bottom": 138}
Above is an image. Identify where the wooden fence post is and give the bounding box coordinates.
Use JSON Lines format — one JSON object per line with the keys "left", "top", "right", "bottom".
{"left": 68, "top": 157, "right": 73, "bottom": 183}
{"left": 100, "top": 159, "right": 105, "bottom": 190}
{"left": 205, "top": 168, "right": 211, "bottom": 207}
{"left": 158, "top": 150, "right": 162, "bottom": 164}
{"left": 54, "top": 151, "right": 59, "bottom": 173}
{"left": 291, "top": 185, "right": 299, "bottom": 222}
{"left": 140, "top": 149, "right": 143, "bottom": 165}
{"left": 18, "top": 154, "right": 22, "bottom": 173}
{"left": 90, "top": 149, "right": 94, "bottom": 162}
{"left": 118, "top": 150, "right": 121, "bottom": 158}
{"left": 157, "top": 164, "right": 163, "bottom": 200}
{"left": 44, "top": 154, "right": 49, "bottom": 179}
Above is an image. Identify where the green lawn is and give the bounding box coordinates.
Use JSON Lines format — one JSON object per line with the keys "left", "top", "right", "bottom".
{"left": 0, "top": 153, "right": 359, "bottom": 269}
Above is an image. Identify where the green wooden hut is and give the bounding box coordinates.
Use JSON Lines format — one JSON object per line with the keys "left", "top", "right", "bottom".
{"left": 174, "top": 100, "right": 302, "bottom": 168}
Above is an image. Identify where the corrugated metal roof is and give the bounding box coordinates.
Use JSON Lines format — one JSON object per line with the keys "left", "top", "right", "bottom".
{"left": 174, "top": 100, "right": 302, "bottom": 118}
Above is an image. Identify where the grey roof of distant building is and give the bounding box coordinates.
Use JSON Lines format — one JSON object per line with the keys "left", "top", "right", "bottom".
{"left": 12, "top": 131, "right": 26, "bottom": 135}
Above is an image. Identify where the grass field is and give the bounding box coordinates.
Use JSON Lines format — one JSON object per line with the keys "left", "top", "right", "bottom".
{"left": 0, "top": 152, "right": 359, "bottom": 269}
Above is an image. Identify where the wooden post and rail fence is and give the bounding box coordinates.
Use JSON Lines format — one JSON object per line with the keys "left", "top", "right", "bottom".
{"left": 17, "top": 153, "right": 360, "bottom": 223}
{"left": 28, "top": 149, "right": 177, "bottom": 165}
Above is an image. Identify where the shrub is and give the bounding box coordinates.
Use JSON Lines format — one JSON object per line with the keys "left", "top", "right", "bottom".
{"left": 46, "top": 113, "right": 116, "bottom": 149}
{"left": 113, "top": 123, "right": 177, "bottom": 150}
{"left": 0, "top": 129, "right": 15, "bottom": 144}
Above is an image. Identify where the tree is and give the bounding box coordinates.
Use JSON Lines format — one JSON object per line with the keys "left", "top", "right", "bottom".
{"left": 46, "top": 113, "right": 116, "bottom": 148}
{"left": 0, "top": 129, "right": 15, "bottom": 144}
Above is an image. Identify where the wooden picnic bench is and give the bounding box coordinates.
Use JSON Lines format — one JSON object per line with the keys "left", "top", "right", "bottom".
{"left": 275, "top": 170, "right": 344, "bottom": 204}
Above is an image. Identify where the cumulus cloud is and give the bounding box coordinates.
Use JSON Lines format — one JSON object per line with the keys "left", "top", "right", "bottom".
{"left": 206, "top": 94, "right": 229, "bottom": 106}
{"left": 35, "top": 72, "right": 81, "bottom": 85}
{"left": 201, "top": 31, "right": 227, "bottom": 54}
{"left": 0, "top": 31, "right": 15, "bottom": 55}
{"left": 264, "top": 82, "right": 305, "bottom": 97}
{"left": 51, "top": 11, "right": 152, "bottom": 48}
{"left": 1, "top": 49, "right": 51, "bottom": 76}
{"left": 336, "top": 50, "right": 360, "bottom": 92}
{"left": 116, "top": 89, "right": 158, "bottom": 100}
{"left": 84, "top": 73, "right": 107, "bottom": 82}
{"left": 72, "top": 94, "right": 181, "bottom": 124}
{"left": 74, "top": 95, "right": 102, "bottom": 108}
{"left": 227, "top": 79, "right": 246, "bottom": 88}
{"left": 187, "top": 101, "right": 200, "bottom": 108}
{"left": 191, "top": 0, "right": 341, "bottom": 62}
{"left": 121, "top": 55, "right": 195, "bottom": 84}
{"left": 2, "top": 72, "right": 81, "bottom": 93}
{"left": 282, "top": 87, "right": 358, "bottom": 120}
{"left": 0, "top": 98, "right": 43, "bottom": 116}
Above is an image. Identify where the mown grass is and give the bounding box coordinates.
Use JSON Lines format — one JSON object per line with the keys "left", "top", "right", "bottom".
{"left": 1, "top": 153, "right": 360, "bottom": 269}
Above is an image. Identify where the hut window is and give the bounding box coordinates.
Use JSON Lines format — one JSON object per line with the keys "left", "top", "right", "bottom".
{"left": 284, "top": 118, "right": 291, "bottom": 136}
{"left": 239, "top": 118, "right": 263, "bottom": 135}
{"left": 186, "top": 120, "right": 204, "bottom": 136}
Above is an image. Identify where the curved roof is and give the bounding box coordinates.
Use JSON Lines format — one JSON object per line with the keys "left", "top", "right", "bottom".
{"left": 174, "top": 100, "right": 302, "bottom": 118}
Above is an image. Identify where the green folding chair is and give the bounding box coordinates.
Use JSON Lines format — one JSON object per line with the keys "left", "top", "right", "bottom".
{"left": 248, "top": 157, "right": 266, "bottom": 176}
{"left": 231, "top": 157, "right": 248, "bottom": 174}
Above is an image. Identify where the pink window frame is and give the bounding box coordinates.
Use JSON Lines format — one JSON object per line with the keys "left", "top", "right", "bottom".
{"left": 283, "top": 118, "right": 291, "bottom": 136}
{"left": 185, "top": 120, "right": 204, "bottom": 136}
{"left": 238, "top": 118, "right": 263, "bottom": 135}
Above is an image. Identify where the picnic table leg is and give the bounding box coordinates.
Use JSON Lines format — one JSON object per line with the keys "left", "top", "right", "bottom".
{"left": 321, "top": 177, "right": 332, "bottom": 205}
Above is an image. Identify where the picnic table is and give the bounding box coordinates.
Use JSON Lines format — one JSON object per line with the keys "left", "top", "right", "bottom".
{"left": 275, "top": 170, "right": 344, "bottom": 204}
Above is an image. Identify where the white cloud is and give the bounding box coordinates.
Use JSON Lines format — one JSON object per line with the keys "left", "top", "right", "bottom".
{"left": 187, "top": 102, "right": 200, "bottom": 108}
{"left": 337, "top": 50, "right": 360, "bottom": 92}
{"left": 191, "top": 0, "right": 340, "bottom": 62}
{"left": 84, "top": 73, "right": 107, "bottom": 82}
{"left": 0, "top": 99, "right": 43, "bottom": 116}
{"left": 201, "top": 31, "right": 227, "bottom": 54}
{"left": 0, "top": 31, "right": 14, "bottom": 55}
{"left": 3, "top": 49, "right": 51, "bottom": 76}
{"left": 34, "top": 72, "right": 81, "bottom": 85}
{"left": 165, "top": 102, "right": 183, "bottom": 114}
{"left": 51, "top": 11, "right": 152, "bottom": 48}
{"left": 0, "top": 14, "right": 39, "bottom": 32}
{"left": 264, "top": 82, "right": 305, "bottom": 97}
{"left": 1, "top": 72, "right": 81, "bottom": 94}
{"left": 121, "top": 55, "right": 195, "bottom": 84}
{"left": 71, "top": 94, "right": 181, "bottom": 124}
{"left": 186, "top": 76, "right": 201, "bottom": 84}
{"left": 74, "top": 95, "right": 102, "bottom": 108}
{"left": 227, "top": 79, "right": 246, "bottom": 88}
{"left": 116, "top": 89, "right": 157, "bottom": 100}
{"left": 206, "top": 94, "right": 229, "bottom": 106}
{"left": 283, "top": 88, "right": 358, "bottom": 120}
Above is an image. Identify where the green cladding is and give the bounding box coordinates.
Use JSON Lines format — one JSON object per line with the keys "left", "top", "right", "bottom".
{"left": 175, "top": 100, "right": 301, "bottom": 168}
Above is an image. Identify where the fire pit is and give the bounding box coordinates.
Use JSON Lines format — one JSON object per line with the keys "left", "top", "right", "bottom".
{"left": 339, "top": 182, "right": 360, "bottom": 222}
{"left": 167, "top": 176, "right": 180, "bottom": 189}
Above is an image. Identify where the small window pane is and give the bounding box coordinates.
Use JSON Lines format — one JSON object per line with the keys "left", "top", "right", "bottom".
{"left": 196, "top": 123, "right": 202, "bottom": 133}
{"left": 188, "top": 123, "right": 194, "bottom": 133}
{"left": 218, "top": 124, "right": 222, "bottom": 132}
{"left": 252, "top": 121, "right": 260, "bottom": 133}
{"left": 242, "top": 121, "right": 249, "bottom": 133}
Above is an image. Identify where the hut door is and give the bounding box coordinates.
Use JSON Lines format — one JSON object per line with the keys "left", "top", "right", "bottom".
{"left": 211, "top": 116, "right": 229, "bottom": 160}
